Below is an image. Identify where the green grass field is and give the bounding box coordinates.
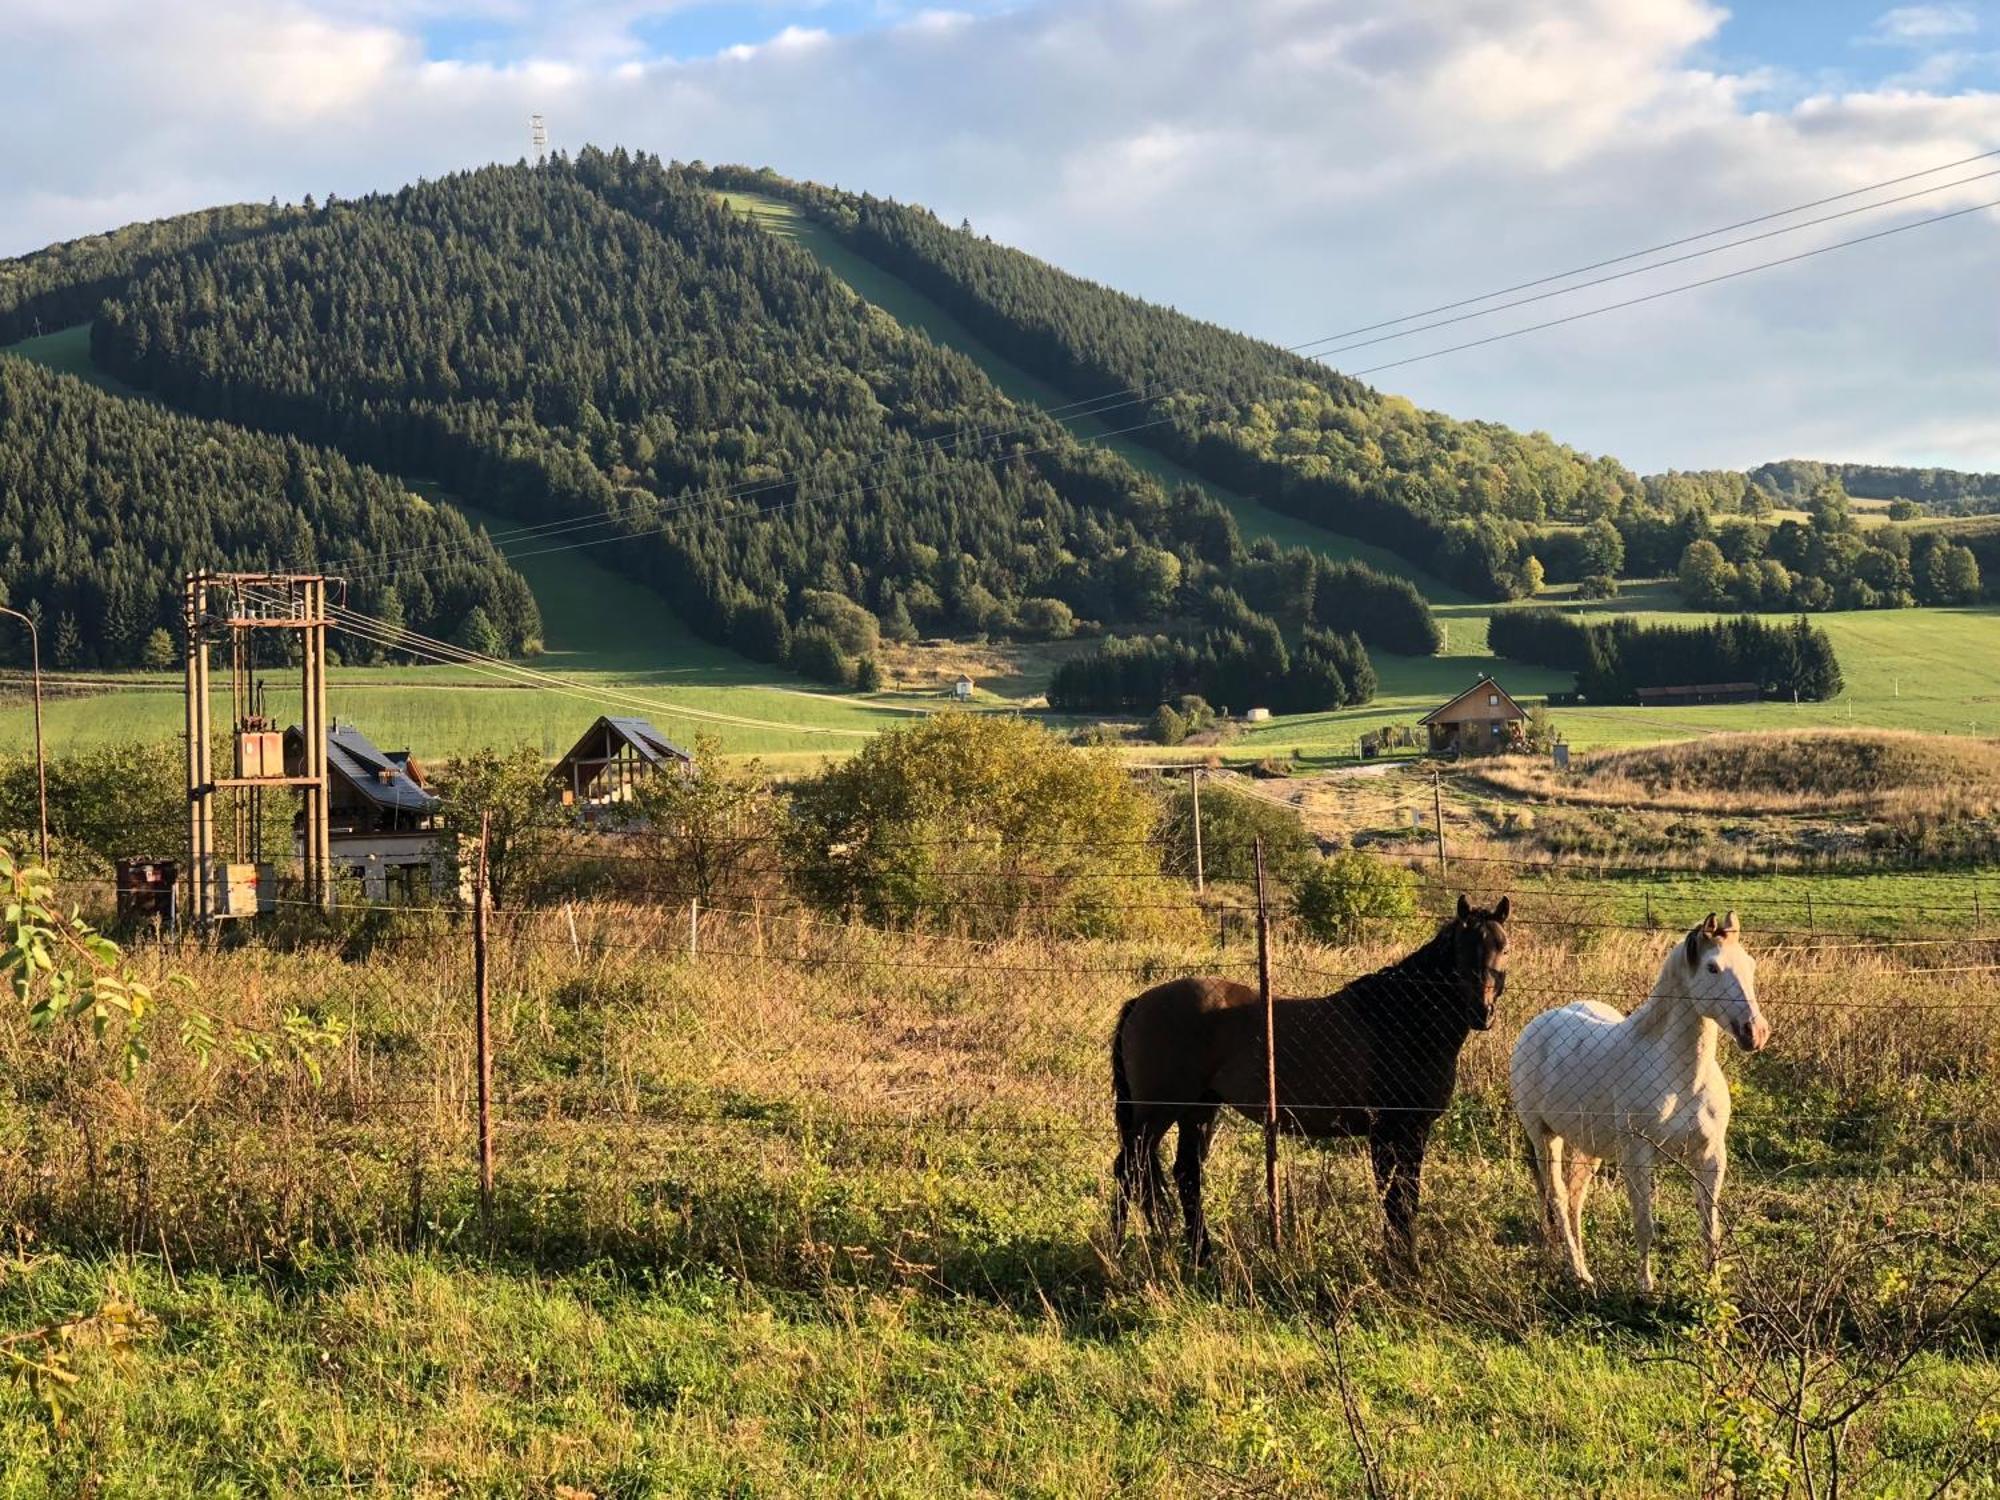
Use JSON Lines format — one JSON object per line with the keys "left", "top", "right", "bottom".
{"left": 12, "top": 283, "right": 2000, "bottom": 766}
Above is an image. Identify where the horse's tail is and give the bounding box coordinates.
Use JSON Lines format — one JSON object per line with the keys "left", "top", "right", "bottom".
{"left": 1110, "top": 995, "right": 1139, "bottom": 1138}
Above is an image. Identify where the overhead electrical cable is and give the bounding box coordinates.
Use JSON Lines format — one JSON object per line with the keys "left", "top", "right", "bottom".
{"left": 339, "top": 148, "right": 2000, "bottom": 579}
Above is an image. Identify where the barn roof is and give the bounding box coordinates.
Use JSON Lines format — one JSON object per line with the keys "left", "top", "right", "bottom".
{"left": 1419, "top": 676, "right": 1530, "bottom": 726}
{"left": 286, "top": 722, "right": 440, "bottom": 815}
{"left": 550, "top": 715, "right": 693, "bottom": 783}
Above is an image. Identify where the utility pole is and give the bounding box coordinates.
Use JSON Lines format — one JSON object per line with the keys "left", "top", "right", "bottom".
{"left": 0, "top": 606, "right": 48, "bottom": 865}
{"left": 185, "top": 572, "right": 336, "bottom": 923}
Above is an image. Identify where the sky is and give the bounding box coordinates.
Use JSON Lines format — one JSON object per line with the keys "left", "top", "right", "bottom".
{"left": 8, "top": 0, "right": 2000, "bottom": 473}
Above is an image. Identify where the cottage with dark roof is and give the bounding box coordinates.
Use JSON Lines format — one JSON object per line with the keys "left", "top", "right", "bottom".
{"left": 550, "top": 715, "right": 694, "bottom": 823}
{"left": 283, "top": 721, "right": 450, "bottom": 902}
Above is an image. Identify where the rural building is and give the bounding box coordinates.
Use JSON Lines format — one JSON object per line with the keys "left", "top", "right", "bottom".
{"left": 951, "top": 675, "right": 974, "bottom": 701}
{"left": 1419, "top": 675, "right": 1530, "bottom": 756}
{"left": 550, "top": 715, "right": 693, "bottom": 823}
{"left": 1634, "top": 681, "right": 1762, "bottom": 707}
{"left": 283, "top": 722, "right": 450, "bottom": 903}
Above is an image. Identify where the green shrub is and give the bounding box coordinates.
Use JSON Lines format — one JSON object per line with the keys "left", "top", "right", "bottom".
{"left": 1160, "top": 783, "right": 1316, "bottom": 885}
{"left": 784, "top": 713, "right": 1162, "bottom": 934}
{"left": 1290, "top": 851, "right": 1419, "bottom": 944}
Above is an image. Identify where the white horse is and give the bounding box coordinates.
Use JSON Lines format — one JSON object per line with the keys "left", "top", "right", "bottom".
{"left": 1510, "top": 912, "right": 1771, "bottom": 1295}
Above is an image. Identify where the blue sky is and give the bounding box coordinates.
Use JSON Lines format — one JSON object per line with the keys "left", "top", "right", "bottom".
{"left": 11, "top": 0, "right": 2000, "bottom": 470}
{"left": 401, "top": 0, "right": 2000, "bottom": 83}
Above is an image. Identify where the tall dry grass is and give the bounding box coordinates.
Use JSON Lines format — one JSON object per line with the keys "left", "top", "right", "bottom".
{"left": 1479, "top": 729, "right": 2000, "bottom": 820}
{"left": 3, "top": 889, "right": 1996, "bottom": 1305}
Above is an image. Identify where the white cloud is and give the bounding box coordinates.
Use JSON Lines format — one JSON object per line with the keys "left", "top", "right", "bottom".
{"left": 8, "top": 0, "right": 2000, "bottom": 472}
{"left": 1872, "top": 5, "right": 1981, "bottom": 43}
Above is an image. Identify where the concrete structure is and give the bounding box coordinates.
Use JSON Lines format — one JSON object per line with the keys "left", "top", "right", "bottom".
{"left": 1419, "top": 675, "right": 1530, "bottom": 756}
{"left": 285, "top": 722, "right": 449, "bottom": 903}
{"left": 550, "top": 715, "right": 693, "bottom": 824}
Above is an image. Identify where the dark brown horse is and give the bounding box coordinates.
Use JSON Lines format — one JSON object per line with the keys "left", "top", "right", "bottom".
{"left": 1110, "top": 895, "right": 1510, "bottom": 1267}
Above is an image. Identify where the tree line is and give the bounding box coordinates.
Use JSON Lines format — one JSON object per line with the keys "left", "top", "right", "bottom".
{"left": 0, "top": 359, "right": 538, "bottom": 668}
{"left": 1674, "top": 482, "right": 1982, "bottom": 613}
{"left": 72, "top": 150, "right": 1439, "bottom": 677}
{"left": 1488, "top": 609, "right": 1842, "bottom": 703}
{"left": 1046, "top": 586, "right": 1375, "bottom": 714}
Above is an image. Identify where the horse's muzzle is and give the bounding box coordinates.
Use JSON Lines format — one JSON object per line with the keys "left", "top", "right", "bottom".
{"left": 1732, "top": 1015, "right": 1771, "bottom": 1053}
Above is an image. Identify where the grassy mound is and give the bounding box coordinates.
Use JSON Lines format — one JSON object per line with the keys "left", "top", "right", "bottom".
{"left": 1482, "top": 729, "right": 2000, "bottom": 816}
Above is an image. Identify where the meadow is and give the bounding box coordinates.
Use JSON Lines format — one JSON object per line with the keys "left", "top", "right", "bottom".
{"left": 3, "top": 881, "right": 1996, "bottom": 1494}
{"left": 9, "top": 321, "right": 2000, "bottom": 767}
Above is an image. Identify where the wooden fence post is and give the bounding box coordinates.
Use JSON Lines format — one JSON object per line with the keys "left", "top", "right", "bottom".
{"left": 1431, "top": 770, "right": 1448, "bottom": 884}
{"left": 1256, "top": 837, "right": 1280, "bottom": 1250}
{"left": 474, "top": 811, "right": 494, "bottom": 1239}
{"left": 1191, "top": 767, "right": 1206, "bottom": 895}
{"left": 688, "top": 897, "right": 699, "bottom": 957}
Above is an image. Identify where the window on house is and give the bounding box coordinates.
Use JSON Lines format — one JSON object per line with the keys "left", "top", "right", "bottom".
{"left": 1488, "top": 694, "right": 1499, "bottom": 706}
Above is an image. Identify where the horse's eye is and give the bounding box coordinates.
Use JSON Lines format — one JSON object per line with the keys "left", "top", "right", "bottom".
{"left": 1707, "top": 961, "right": 1721, "bottom": 974}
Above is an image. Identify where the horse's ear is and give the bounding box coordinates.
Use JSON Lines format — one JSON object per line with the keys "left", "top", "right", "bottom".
{"left": 1701, "top": 911, "right": 1719, "bottom": 935}
{"left": 1719, "top": 909, "right": 1740, "bottom": 936}
{"left": 1493, "top": 895, "right": 1511, "bottom": 923}
{"left": 1456, "top": 893, "right": 1472, "bottom": 921}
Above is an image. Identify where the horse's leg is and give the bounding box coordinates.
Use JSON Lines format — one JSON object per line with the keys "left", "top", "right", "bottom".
{"left": 1692, "top": 1146, "right": 1727, "bottom": 1267}
{"left": 1528, "top": 1125, "right": 1571, "bottom": 1262}
{"left": 1142, "top": 1119, "right": 1172, "bottom": 1237}
{"left": 1173, "top": 1105, "right": 1220, "bottom": 1266}
{"left": 1369, "top": 1118, "right": 1433, "bottom": 1275}
{"left": 1563, "top": 1150, "right": 1599, "bottom": 1289}
{"left": 1111, "top": 1117, "right": 1143, "bottom": 1241}
{"left": 1620, "top": 1147, "right": 1658, "bottom": 1298}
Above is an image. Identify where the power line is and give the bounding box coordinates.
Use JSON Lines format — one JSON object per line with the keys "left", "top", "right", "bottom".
{"left": 1351, "top": 193, "right": 2000, "bottom": 378}
{"left": 1292, "top": 143, "right": 2000, "bottom": 348}
{"left": 325, "top": 147, "right": 2000, "bottom": 585}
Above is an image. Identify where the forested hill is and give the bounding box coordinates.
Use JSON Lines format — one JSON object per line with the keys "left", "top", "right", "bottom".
{"left": 65, "top": 149, "right": 1435, "bottom": 683}
{"left": 710, "top": 165, "right": 1646, "bottom": 601}
{"left": 1750, "top": 459, "right": 2000, "bottom": 514}
{"left": 0, "top": 359, "right": 538, "bottom": 668}
{"left": 0, "top": 203, "right": 285, "bottom": 348}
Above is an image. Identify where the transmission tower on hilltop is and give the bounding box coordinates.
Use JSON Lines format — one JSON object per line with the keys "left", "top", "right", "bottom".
{"left": 530, "top": 113, "right": 548, "bottom": 166}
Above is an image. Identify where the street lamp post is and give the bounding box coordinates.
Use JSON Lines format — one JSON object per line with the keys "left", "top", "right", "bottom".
{"left": 0, "top": 606, "right": 48, "bottom": 865}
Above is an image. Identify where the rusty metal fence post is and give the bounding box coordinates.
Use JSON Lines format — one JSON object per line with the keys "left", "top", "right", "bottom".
{"left": 1255, "top": 836, "right": 1279, "bottom": 1249}
{"left": 474, "top": 811, "right": 494, "bottom": 1237}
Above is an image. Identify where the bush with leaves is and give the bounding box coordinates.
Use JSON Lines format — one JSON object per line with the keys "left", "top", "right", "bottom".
{"left": 1290, "top": 851, "right": 1419, "bottom": 944}
{"left": 785, "top": 712, "right": 1162, "bottom": 934}
{"left": 435, "top": 746, "right": 569, "bottom": 906}
{"left": 627, "top": 734, "right": 780, "bottom": 905}
{"left": 1159, "top": 781, "right": 1318, "bottom": 886}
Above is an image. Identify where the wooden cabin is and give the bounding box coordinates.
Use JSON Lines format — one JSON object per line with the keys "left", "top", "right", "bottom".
{"left": 550, "top": 715, "right": 693, "bottom": 824}
{"left": 1633, "top": 681, "right": 1762, "bottom": 707}
{"left": 1419, "top": 676, "right": 1529, "bottom": 756}
{"left": 284, "top": 722, "right": 449, "bottom": 902}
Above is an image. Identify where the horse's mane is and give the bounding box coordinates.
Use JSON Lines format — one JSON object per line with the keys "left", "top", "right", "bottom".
{"left": 1331, "top": 919, "right": 1460, "bottom": 1012}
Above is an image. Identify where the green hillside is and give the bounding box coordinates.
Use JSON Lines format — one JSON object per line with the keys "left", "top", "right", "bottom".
{"left": 716, "top": 190, "right": 1468, "bottom": 603}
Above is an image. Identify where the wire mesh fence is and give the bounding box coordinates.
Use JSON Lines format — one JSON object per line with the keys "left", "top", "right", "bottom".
{"left": 10, "top": 836, "right": 2000, "bottom": 1286}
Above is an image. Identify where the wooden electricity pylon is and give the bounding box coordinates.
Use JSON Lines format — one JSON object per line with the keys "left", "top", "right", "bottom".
{"left": 184, "top": 572, "right": 338, "bottom": 921}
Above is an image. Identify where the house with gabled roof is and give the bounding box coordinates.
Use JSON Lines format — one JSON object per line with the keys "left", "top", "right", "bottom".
{"left": 283, "top": 720, "right": 450, "bottom": 902}
{"left": 1419, "top": 675, "right": 1530, "bottom": 756}
{"left": 550, "top": 715, "right": 693, "bottom": 823}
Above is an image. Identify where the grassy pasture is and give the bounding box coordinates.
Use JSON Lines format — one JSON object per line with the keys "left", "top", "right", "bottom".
{"left": 9, "top": 286, "right": 2000, "bottom": 768}
{"left": 2, "top": 893, "right": 1995, "bottom": 1493}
